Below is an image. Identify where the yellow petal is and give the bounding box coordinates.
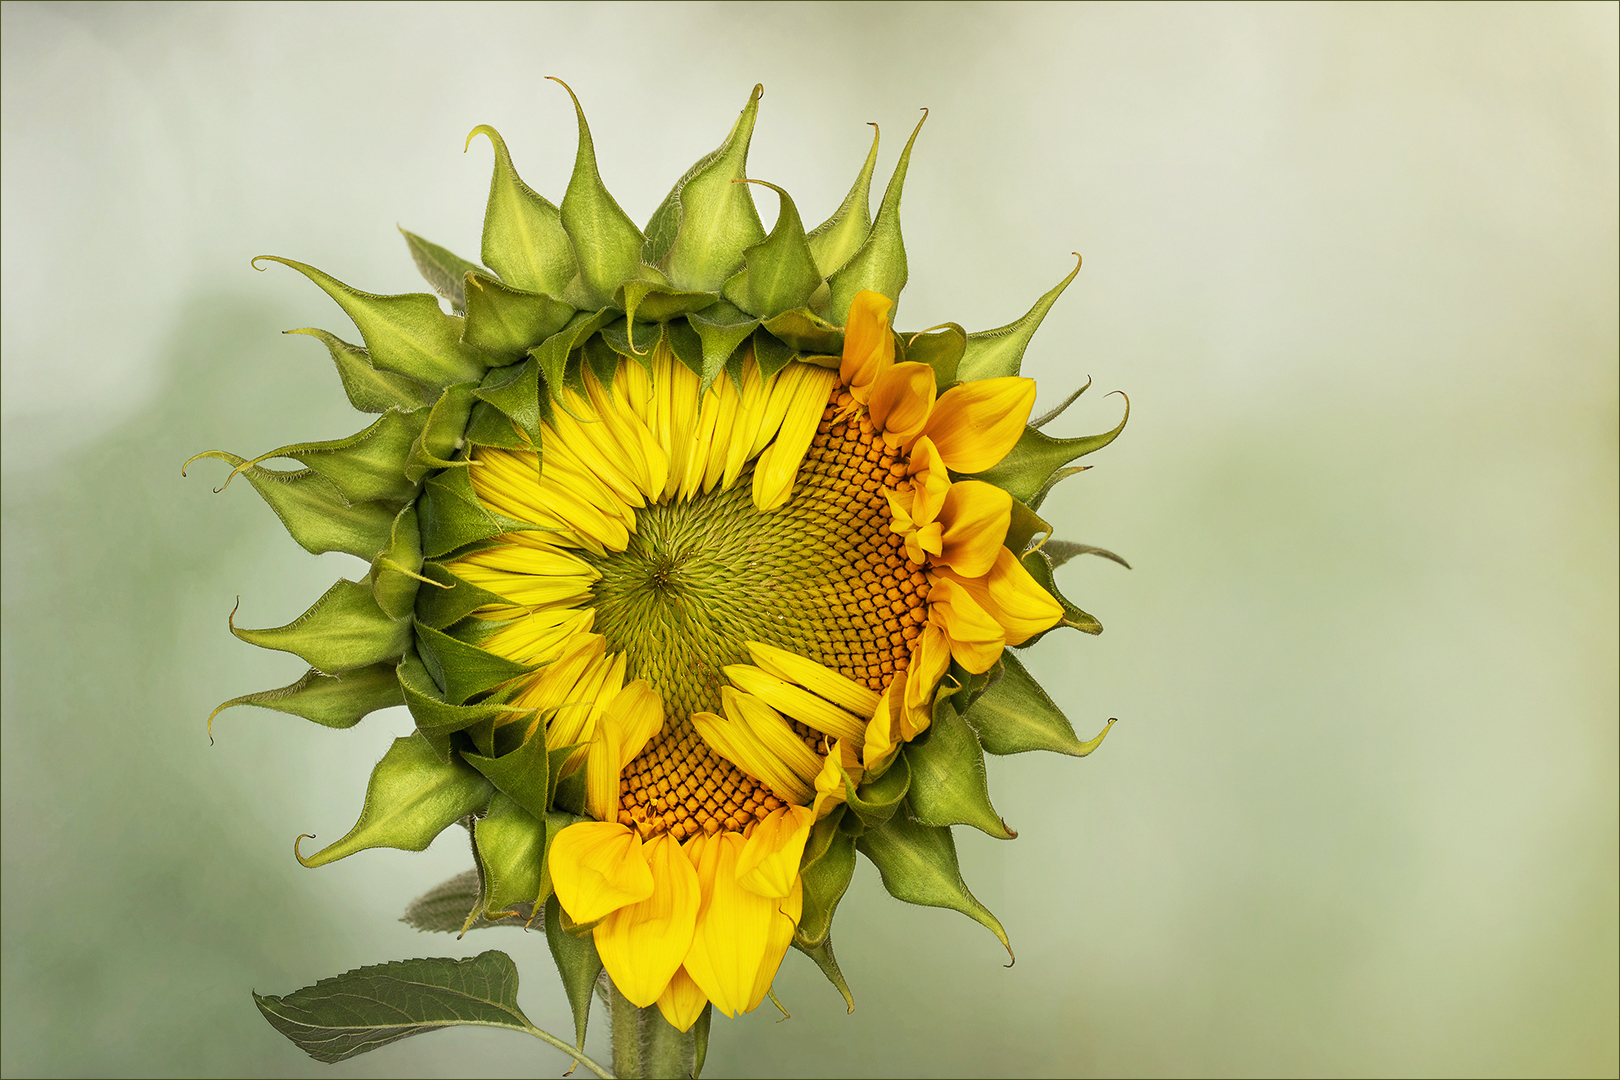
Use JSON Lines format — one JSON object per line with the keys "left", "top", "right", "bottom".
{"left": 585, "top": 708, "right": 624, "bottom": 822}
{"left": 935, "top": 480, "right": 1013, "bottom": 578}
{"left": 744, "top": 641, "right": 881, "bottom": 718}
{"left": 722, "top": 688, "right": 825, "bottom": 793}
{"left": 940, "top": 547, "right": 1063, "bottom": 646}
{"left": 746, "top": 876, "right": 802, "bottom": 1014}
{"left": 549, "top": 821, "right": 654, "bottom": 925}
{"left": 586, "top": 680, "right": 664, "bottom": 822}
{"left": 904, "top": 624, "right": 952, "bottom": 714}
{"left": 862, "top": 678, "right": 903, "bottom": 772}
{"left": 904, "top": 436, "right": 951, "bottom": 525}
{"left": 865, "top": 361, "right": 936, "bottom": 449}
{"left": 752, "top": 364, "right": 839, "bottom": 513}
{"left": 839, "top": 289, "right": 895, "bottom": 402}
{"left": 735, "top": 804, "right": 815, "bottom": 899}
{"left": 722, "top": 663, "right": 867, "bottom": 744}
{"left": 593, "top": 832, "right": 700, "bottom": 1007}
{"left": 682, "top": 832, "right": 778, "bottom": 1018}
{"left": 702, "top": 375, "right": 740, "bottom": 493}
{"left": 481, "top": 608, "right": 595, "bottom": 670}
{"left": 927, "top": 575, "right": 1006, "bottom": 674}
{"left": 655, "top": 966, "right": 709, "bottom": 1033}
{"left": 689, "top": 707, "right": 814, "bottom": 806}
{"left": 922, "top": 377, "right": 1036, "bottom": 473}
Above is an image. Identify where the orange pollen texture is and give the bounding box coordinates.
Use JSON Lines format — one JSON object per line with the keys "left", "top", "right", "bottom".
{"left": 619, "top": 718, "right": 783, "bottom": 840}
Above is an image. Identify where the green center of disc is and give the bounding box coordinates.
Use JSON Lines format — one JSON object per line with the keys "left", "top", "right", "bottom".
{"left": 587, "top": 479, "right": 833, "bottom": 721}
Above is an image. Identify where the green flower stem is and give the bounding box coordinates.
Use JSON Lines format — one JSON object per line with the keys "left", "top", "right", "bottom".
{"left": 605, "top": 978, "right": 696, "bottom": 1079}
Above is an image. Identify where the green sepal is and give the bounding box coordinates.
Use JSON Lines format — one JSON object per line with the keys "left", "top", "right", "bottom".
{"left": 970, "top": 396, "right": 1129, "bottom": 503}
{"left": 1029, "top": 376, "right": 1092, "bottom": 430}
{"left": 761, "top": 307, "right": 844, "bottom": 355}
{"left": 473, "top": 792, "right": 546, "bottom": 917}
{"left": 401, "top": 869, "right": 535, "bottom": 932}
{"left": 535, "top": 806, "right": 578, "bottom": 907}
{"left": 617, "top": 280, "right": 719, "bottom": 335}
{"left": 208, "top": 663, "right": 404, "bottom": 733}
{"left": 687, "top": 301, "right": 760, "bottom": 387}
{"left": 806, "top": 124, "right": 879, "bottom": 280}
{"left": 856, "top": 811, "right": 1013, "bottom": 961}
{"left": 461, "top": 272, "right": 575, "bottom": 362}
{"left": 1019, "top": 549, "right": 1103, "bottom": 637}
{"left": 791, "top": 937, "right": 855, "bottom": 1013}
{"left": 643, "top": 84, "right": 766, "bottom": 292}
{"left": 399, "top": 228, "right": 484, "bottom": 316}
{"left": 286, "top": 327, "right": 434, "bottom": 413}
{"left": 463, "top": 399, "right": 530, "bottom": 450}
{"left": 1004, "top": 496, "right": 1052, "bottom": 555}
{"left": 211, "top": 407, "right": 426, "bottom": 506}
{"left": 467, "top": 125, "right": 577, "bottom": 298}
{"left": 662, "top": 317, "right": 702, "bottom": 374}
{"left": 530, "top": 308, "right": 617, "bottom": 416}
{"left": 415, "top": 561, "right": 508, "bottom": 630}
{"left": 462, "top": 721, "right": 552, "bottom": 821}
{"left": 1042, "top": 539, "right": 1132, "bottom": 570}
{"left": 795, "top": 808, "right": 856, "bottom": 949}
{"left": 253, "top": 951, "right": 544, "bottom": 1065}
{"left": 552, "top": 753, "right": 586, "bottom": 816}
{"left": 552, "top": 80, "right": 647, "bottom": 310}
{"left": 397, "top": 648, "right": 517, "bottom": 760}
{"left": 827, "top": 111, "right": 926, "bottom": 323}
{"left": 472, "top": 355, "right": 545, "bottom": 446}
{"left": 946, "top": 660, "right": 993, "bottom": 718}
{"left": 722, "top": 180, "right": 821, "bottom": 317}
{"left": 841, "top": 747, "right": 910, "bottom": 829}
{"left": 905, "top": 700, "right": 1015, "bottom": 839}
{"left": 186, "top": 451, "right": 396, "bottom": 559}
{"left": 296, "top": 732, "right": 493, "bottom": 868}
{"left": 418, "top": 466, "right": 534, "bottom": 559}
{"left": 964, "top": 650, "right": 1115, "bottom": 757}
{"left": 253, "top": 256, "right": 487, "bottom": 387}
{"left": 545, "top": 893, "right": 604, "bottom": 1057}
{"left": 231, "top": 578, "right": 409, "bottom": 674}
{"left": 692, "top": 1004, "right": 714, "bottom": 1079}
{"left": 903, "top": 323, "right": 966, "bottom": 386}
{"left": 368, "top": 503, "right": 425, "bottom": 620}
{"left": 958, "top": 255, "right": 1082, "bottom": 381}
{"left": 414, "top": 621, "right": 534, "bottom": 705}
{"left": 1026, "top": 465, "right": 1088, "bottom": 512}
{"left": 751, "top": 327, "right": 796, "bottom": 383}
{"left": 406, "top": 382, "right": 479, "bottom": 481}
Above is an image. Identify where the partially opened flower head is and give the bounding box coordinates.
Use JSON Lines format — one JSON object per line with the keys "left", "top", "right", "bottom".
{"left": 197, "top": 82, "right": 1127, "bottom": 1053}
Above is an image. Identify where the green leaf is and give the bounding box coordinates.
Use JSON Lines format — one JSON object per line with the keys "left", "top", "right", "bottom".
{"left": 545, "top": 893, "right": 603, "bottom": 1059}
{"left": 551, "top": 80, "right": 647, "bottom": 310}
{"left": 401, "top": 869, "right": 533, "bottom": 933}
{"left": 827, "top": 111, "right": 926, "bottom": 323}
{"left": 687, "top": 301, "right": 760, "bottom": 387}
{"left": 903, "top": 323, "right": 965, "bottom": 386}
{"left": 186, "top": 451, "right": 395, "bottom": 559}
{"left": 840, "top": 748, "right": 910, "bottom": 829}
{"left": 203, "top": 407, "right": 426, "bottom": 506}
{"left": 644, "top": 85, "right": 766, "bottom": 292}
{"left": 414, "top": 622, "right": 534, "bottom": 706}
{"left": 231, "top": 578, "right": 410, "bottom": 674}
{"left": 964, "top": 650, "right": 1116, "bottom": 757}
{"left": 806, "top": 124, "right": 880, "bottom": 280}
{"left": 418, "top": 466, "right": 533, "bottom": 559}
{"left": 397, "top": 648, "right": 519, "bottom": 760}
{"left": 254, "top": 952, "right": 594, "bottom": 1069}
{"left": 970, "top": 395, "right": 1129, "bottom": 504}
{"left": 791, "top": 936, "right": 854, "bottom": 1013}
{"left": 1020, "top": 549, "right": 1104, "bottom": 637}
{"left": 474, "top": 792, "right": 546, "bottom": 917}
{"left": 905, "top": 700, "right": 1014, "bottom": 839}
{"left": 399, "top": 229, "right": 484, "bottom": 316}
{"left": 297, "top": 732, "right": 492, "bottom": 868}
{"left": 857, "top": 811, "right": 1012, "bottom": 961}
{"left": 795, "top": 810, "right": 856, "bottom": 948}
{"left": 254, "top": 256, "right": 487, "bottom": 386}
{"left": 722, "top": 180, "right": 821, "bottom": 317}
{"left": 462, "top": 720, "right": 552, "bottom": 821}
{"left": 461, "top": 272, "right": 575, "bottom": 362}
{"left": 368, "top": 504, "right": 425, "bottom": 621}
{"left": 285, "top": 326, "right": 434, "bottom": 413}
{"left": 472, "top": 355, "right": 544, "bottom": 447}
{"left": 207, "top": 663, "right": 403, "bottom": 735}
{"left": 414, "top": 561, "right": 508, "bottom": 630}
{"left": 1042, "top": 539, "right": 1132, "bottom": 570}
{"left": 467, "top": 125, "right": 578, "bottom": 298}
{"left": 761, "top": 307, "right": 844, "bottom": 355}
{"left": 958, "top": 255, "right": 1082, "bottom": 381}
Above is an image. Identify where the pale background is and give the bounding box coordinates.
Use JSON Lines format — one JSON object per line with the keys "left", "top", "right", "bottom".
{"left": 3, "top": 2, "right": 1615, "bottom": 1077}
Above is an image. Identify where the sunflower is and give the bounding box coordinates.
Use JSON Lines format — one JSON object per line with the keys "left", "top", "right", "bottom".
{"left": 201, "top": 82, "right": 1126, "bottom": 1075}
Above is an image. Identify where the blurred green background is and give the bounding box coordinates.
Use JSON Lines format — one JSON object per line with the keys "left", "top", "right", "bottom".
{"left": 3, "top": 2, "right": 1615, "bottom": 1076}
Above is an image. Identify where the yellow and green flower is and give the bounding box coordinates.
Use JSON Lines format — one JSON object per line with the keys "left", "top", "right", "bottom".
{"left": 202, "top": 82, "right": 1126, "bottom": 1078}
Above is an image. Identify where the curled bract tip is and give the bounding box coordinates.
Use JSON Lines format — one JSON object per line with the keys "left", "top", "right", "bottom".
{"left": 250, "top": 256, "right": 272, "bottom": 272}
{"left": 464, "top": 124, "right": 496, "bottom": 154}
{"left": 294, "top": 833, "right": 318, "bottom": 867}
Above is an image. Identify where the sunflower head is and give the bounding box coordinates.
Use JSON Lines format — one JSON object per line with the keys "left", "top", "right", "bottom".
{"left": 196, "top": 82, "right": 1126, "bottom": 1046}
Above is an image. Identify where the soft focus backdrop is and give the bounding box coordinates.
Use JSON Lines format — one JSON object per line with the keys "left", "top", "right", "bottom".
{"left": 3, "top": 3, "right": 1615, "bottom": 1077}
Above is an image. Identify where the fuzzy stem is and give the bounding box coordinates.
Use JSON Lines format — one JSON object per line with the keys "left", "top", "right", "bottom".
{"left": 642, "top": 1005, "right": 695, "bottom": 1079}
{"left": 608, "top": 982, "right": 643, "bottom": 1079}
{"left": 604, "top": 978, "right": 697, "bottom": 1079}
